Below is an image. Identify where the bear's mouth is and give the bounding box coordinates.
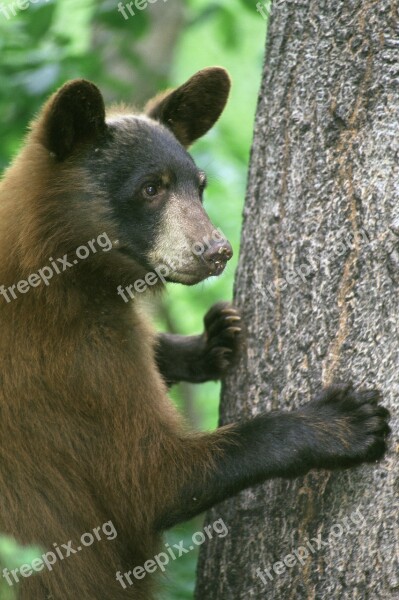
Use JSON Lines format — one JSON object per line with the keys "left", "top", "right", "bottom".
{"left": 117, "top": 246, "right": 228, "bottom": 286}
{"left": 163, "top": 262, "right": 228, "bottom": 286}
{"left": 164, "top": 270, "right": 209, "bottom": 285}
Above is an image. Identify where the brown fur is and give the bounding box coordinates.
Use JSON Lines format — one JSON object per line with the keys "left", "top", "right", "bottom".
{"left": 0, "top": 77, "right": 231, "bottom": 599}
{"left": 1, "top": 69, "right": 389, "bottom": 599}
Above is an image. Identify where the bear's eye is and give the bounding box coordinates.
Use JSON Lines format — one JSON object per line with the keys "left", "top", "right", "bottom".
{"left": 142, "top": 183, "right": 160, "bottom": 199}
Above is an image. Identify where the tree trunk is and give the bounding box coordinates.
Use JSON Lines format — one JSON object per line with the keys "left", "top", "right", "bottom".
{"left": 195, "top": 1, "right": 399, "bottom": 598}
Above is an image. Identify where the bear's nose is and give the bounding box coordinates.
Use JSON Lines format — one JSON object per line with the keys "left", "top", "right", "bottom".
{"left": 202, "top": 240, "right": 233, "bottom": 275}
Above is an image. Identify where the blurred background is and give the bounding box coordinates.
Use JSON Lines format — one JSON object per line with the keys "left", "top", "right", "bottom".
{"left": 0, "top": 0, "right": 265, "bottom": 597}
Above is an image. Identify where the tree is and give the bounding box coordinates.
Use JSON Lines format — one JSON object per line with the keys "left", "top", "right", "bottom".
{"left": 195, "top": 1, "right": 399, "bottom": 598}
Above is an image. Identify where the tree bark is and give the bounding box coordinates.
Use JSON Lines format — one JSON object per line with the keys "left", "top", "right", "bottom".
{"left": 195, "top": 1, "right": 399, "bottom": 598}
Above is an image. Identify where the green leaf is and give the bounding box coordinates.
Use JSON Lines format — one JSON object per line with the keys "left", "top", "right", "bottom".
{"left": 94, "top": 0, "right": 149, "bottom": 35}
{"left": 239, "top": 0, "right": 259, "bottom": 10}
{"left": 24, "top": 2, "right": 57, "bottom": 41}
{"left": 217, "top": 7, "right": 240, "bottom": 48}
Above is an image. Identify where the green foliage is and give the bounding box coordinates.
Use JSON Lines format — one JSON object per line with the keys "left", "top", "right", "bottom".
{"left": 0, "top": 0, "right": 265, "bottom": 597}
{"left": 0, "top": 537, "right": 42, "bottom": 599}
{"left": 162, "top": 518, "right": 203, "bottom": 599}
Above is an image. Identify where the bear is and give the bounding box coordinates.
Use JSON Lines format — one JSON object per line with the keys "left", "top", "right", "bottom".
{"left": 0, "top": 67, "right": 390, "bottom": 599}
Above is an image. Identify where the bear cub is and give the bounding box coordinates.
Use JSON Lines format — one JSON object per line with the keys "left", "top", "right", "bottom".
{"left": 0, "top": 68, "right": 390, "bottom": 599}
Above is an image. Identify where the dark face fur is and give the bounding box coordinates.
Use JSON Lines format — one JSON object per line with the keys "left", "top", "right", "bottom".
{"left": 86, "top": 116, "right": 231, "bottom": 285}
{"left": 41, "top": 68, "right": 233, "bottom": 286}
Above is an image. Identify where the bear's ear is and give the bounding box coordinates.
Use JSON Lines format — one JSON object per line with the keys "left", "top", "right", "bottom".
{"left": 42, "top": 80, "right": 106, "bottom": 161}
{"left": 145, "top": 67, "right": 231, "bottom": 147}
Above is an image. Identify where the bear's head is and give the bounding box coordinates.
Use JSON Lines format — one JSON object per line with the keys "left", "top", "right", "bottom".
{"left": 35, "top": 68, "right": 233, "bottom": 287}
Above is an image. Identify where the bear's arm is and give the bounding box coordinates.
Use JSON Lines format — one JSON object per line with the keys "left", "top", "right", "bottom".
{"left": 155, "top": 332, "right": 209, "bottom": 386}
{"left": 154, "top": 385, "right": 389, "bottom": 530}
{"left": 155, "top": 302, "right": 242, "bottom": 386}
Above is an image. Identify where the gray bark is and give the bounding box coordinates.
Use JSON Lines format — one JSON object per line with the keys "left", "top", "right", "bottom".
{"left": 195, "top": 1, "right": 399, "bottom": 598}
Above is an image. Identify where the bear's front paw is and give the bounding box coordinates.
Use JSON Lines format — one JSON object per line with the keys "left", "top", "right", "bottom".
{"left": 201, "top": 302, "right": 243, "bottom": 379}
{"left": 304, "top": 384, "right": 390, "bottom": 470}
